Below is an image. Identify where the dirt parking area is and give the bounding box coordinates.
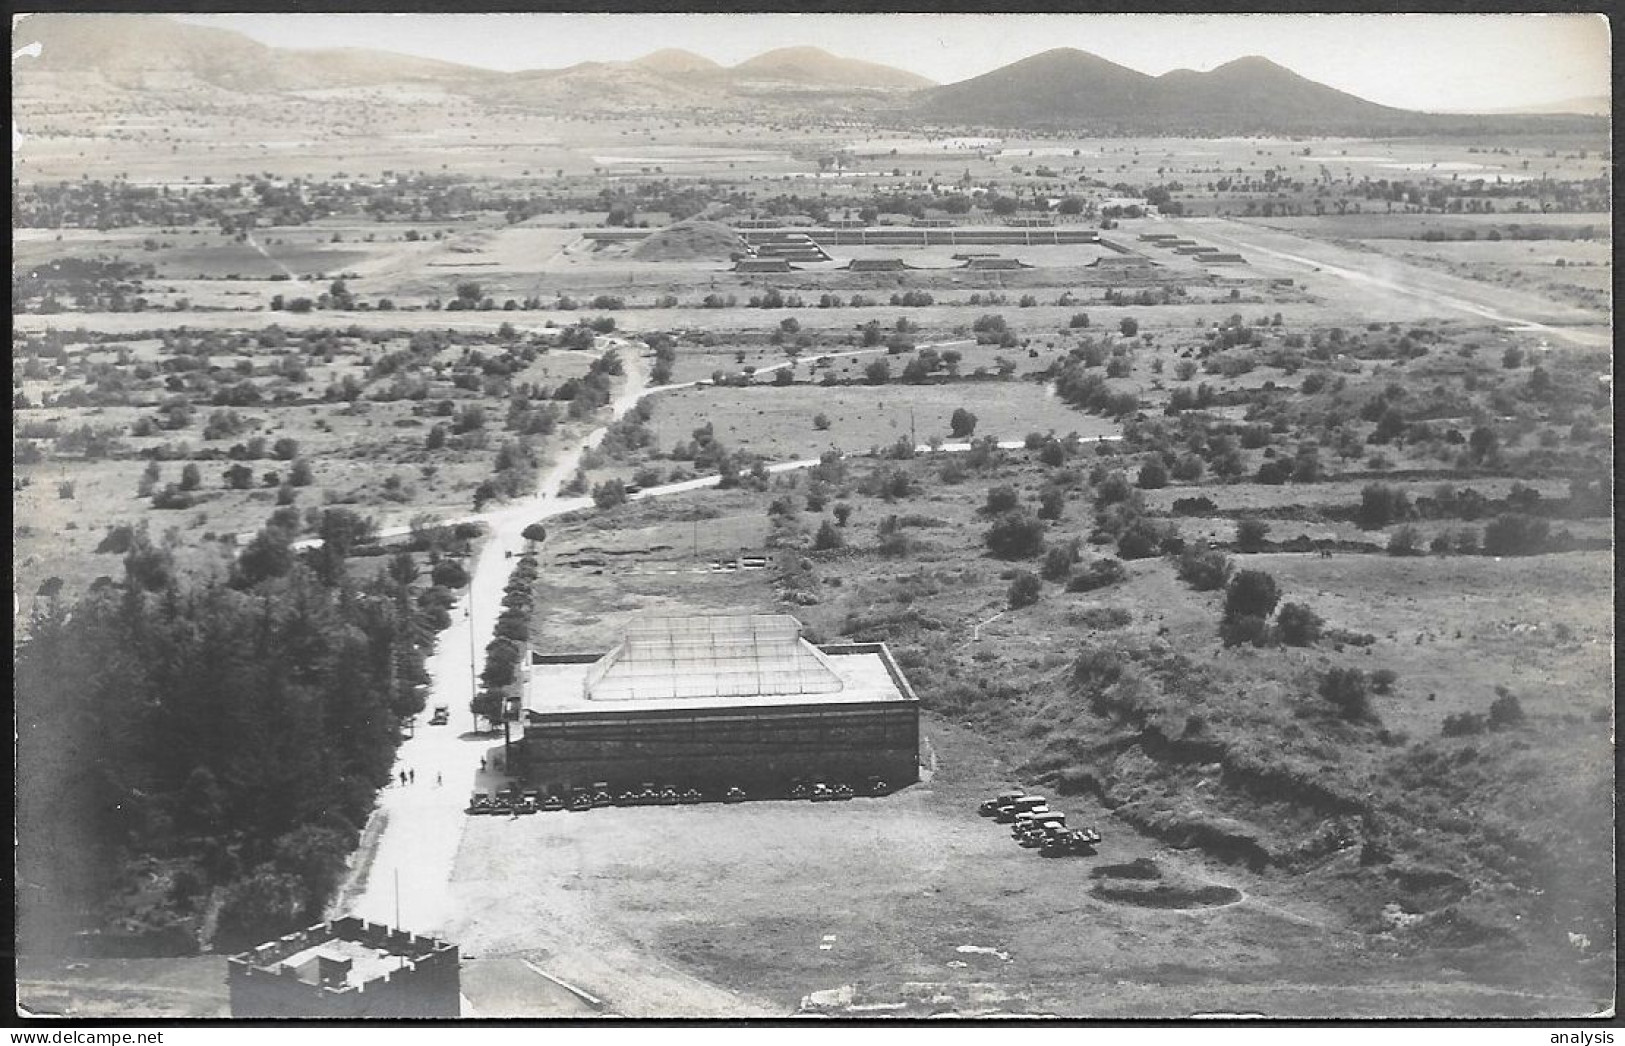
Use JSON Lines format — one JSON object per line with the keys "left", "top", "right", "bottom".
{"left": 432, "top": 710, "right": 1594, "bottom": 1018}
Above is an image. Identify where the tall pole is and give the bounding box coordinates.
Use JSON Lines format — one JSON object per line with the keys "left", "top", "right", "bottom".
{"left": 393, "top": 868, "right": 400, "bottom": 931}
{"left": 467, "top": 576, "right": 477, "bottom": 728}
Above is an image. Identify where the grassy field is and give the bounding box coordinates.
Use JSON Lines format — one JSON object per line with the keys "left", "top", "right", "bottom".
{"left": 646, "top": 380, "right": 1119, "bottom": 461}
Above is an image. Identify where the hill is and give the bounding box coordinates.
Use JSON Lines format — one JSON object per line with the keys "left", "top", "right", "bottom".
{"left": 629, "top": 220, "right": 745, "bottom": 263}
{"left": 914, "top": 48, "right": 1410, "bottom": 133}
{"left": 731, "top": 46, "right": 933, "bottom": 90}
{"left": 17, "top": 12, "right": 494, "bottom": 92}
{"left": 633, "top": 48, "right": 724, "bottom": 77}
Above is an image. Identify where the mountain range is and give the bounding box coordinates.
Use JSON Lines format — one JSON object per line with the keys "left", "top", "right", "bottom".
{"left": 14, "top": 14, "right": 1605, "bottom": 134}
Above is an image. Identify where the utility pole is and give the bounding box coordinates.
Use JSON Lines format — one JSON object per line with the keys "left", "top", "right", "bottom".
{"left": 467, "top": 576, "right": 477, "bottom": 728}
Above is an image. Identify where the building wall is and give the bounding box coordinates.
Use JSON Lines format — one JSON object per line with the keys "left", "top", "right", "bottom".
{"left": 519, "top": 701, "right": 919, "bottom": 795}
{"left": 227, "top": 919, "right": 460, "bottom": 1019}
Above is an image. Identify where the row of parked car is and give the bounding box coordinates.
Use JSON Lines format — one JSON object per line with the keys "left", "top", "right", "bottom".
{"left": 466, "top": 782, "right": 753, "bottom": 816}
{"left": 790, "top": 777, "right": 889, "bottom": 802}
{"left": 978, "top": 791, "right": 1102, "bottom": 858}
{"left": 466, "top": 776, "right": 895, "bottom": 816}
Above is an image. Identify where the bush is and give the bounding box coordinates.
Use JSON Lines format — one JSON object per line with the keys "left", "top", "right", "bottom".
{"left": 1370, "top": 668, "right": 1398, "bottom": 694}
{"left": 984, "top": 485, "right": 1020, "bottom": 514}
{"left": 1488, "top": 689, "right": 1525, "bottom": 730}
{"left": 1071, "top": 646, "right": 1125, "bottom": 689}
{"left": 949, "top": 408, "right": 977, "bottom": 438}
{"left": 1219, "top": 613, "right": 1270, "bottom": 647}
{"left": 1041, "top": 545, "right": 1075, "bottom": 581}
{"left": 1235, "top": 517, "right": 1269, "bottom": 552}
{"left": 1276, "top": 602, "right": 1323, "bottom": 646}
{"left": 591, "top": 480, "right": 628, "bottom": 509}
{"left": 1318, "top": 668, "right": 1375, "bottom": 722}
{"left": 1007, "top": 570, "right": 1043, "bottom": 609}
{"left": 1386, "top": 525, "right": 1422, "bottom": 556}
{"left": 213, "top": 868, "right": 308, "bottom": 951}
{"left": 984, "top": 511, "right": 1045, "bottom": 559}
{"left": 1176, "top": 548, "right": 1232, "bottom": 591}
{"left": 813, "top": 519, "right": 844, "bottom": 551}
{"left": 813, "top": 413, "right": 831, "bottom": 431}
{"left": 1136, "top": 459, "right": 1169, "bottom": 489}
{"left": 1442, "top": 712, "right": 1486, "bottom": 737}
{"left": 430, "top": 559, "right": 470, "bottom": 589}
{"left": 1067, "top": 557, "right": 1126, "bottom": 592}
{"left": 1482, "top": 513, "right": 1549, "bottom": 556}
{"left": 1224, "top": 570, "right": 1280, "bottom": 621}
{"left": 1358, "top": 484, "right": 1410, "bottom": 529}
{"left": 1115, "top": 518, "right": 1169, "bottom": 560}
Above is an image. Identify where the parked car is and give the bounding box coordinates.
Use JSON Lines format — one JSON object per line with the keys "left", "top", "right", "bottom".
{"left": 1039, "top": 828, "right": 1100, "bottom": 858}
{"left": 978, "top": 790, "right": 1026, "bottom": 817}
{"left": 993, "top": 796, "right": 1048, "bottom": 824}
{"left": 540, "top": 794, "right": 566, "bottom": 813}
{"left": 429, "top": 705, "right": 450, "bottom": 726}
{"left": 723, "top": 786, "right": 748, "bottom": 804}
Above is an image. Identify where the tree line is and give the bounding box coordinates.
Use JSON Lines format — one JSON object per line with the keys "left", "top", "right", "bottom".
{"left": 16, "top": 514, "right": 452, "bottom": 956}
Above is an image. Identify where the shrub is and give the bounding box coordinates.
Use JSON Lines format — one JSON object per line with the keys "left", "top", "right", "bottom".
{"left": 1172, "top": 496, "right": 1218, "bottom": 516}
{"left": 1487, "top": 689, "right": 1525, "bottom": 730}
{"left": 1235, "top": 517, "right": 1269, "bottom": 552}
{"left": 430, "top": 559, "right": 470, "bottom": 589}
{"left": 1357, "top": 484, "right": 1410, "bottom": 529}
{"left": 813, "top": 519, "right": 844, "bottom": 551}
{"left": 1318, "top": 668, "right": 1375, "bottom": 722}
{"left": 984, "top": 510, "right": 1045, "bottom": 559}
{"left": 1071, "top": 647, "right": 1125, "bottom": 689}
{"left": 1219, "top": 613, "right": 1270, "bottom": 648}
{"left": 1442, "top": 712, "right": 1486, "bottom": 737}
{"left": 1007, "top": 570, "right": 1043, "bottom": 609}
{"left": 1176, "top": 548, "right": 1232, "bottom": 591}
{"left": 1119, "top": 317, "right": 1139, "bottom": 337}
{"left": 813, "top": 413, "right": 831, "bottom": 431}
{"left": 1041, "top": 545, "right": 1075, "bottom": 581}
{"left": 949, "top": 408, "right": 977, "bottom": 438}
{"left": 1067, "top": 557, "right": 1126, "bottom": 592}
{"left": 1276, "top": 602, "right": 1323, "bottom": 646}
{"left": 1370, "top": 668, "right": 1398, "bottom": 694}
{"left": 984, "top": 485, "right": 1020, "bottom": 514}
{"left": 1386, "top": 525, "right": 1422, "bottom": 556}
{"left": 1115, "top": 518, "right": 1168, "bottom": 560}
{"left": 1224, "top": 570, "right": 1280, "bottom": 620}
{"left": 1037, "top": 486, "right": 1066, "bottom": 521}
{"left": 591, "top": 480, "right": 628, "bottom": 509}
{"left": 1482, "top": 513, "right": 1549, "bottom": 556}
{"left": 1136, "top": 459, "right": 1169, "bottom": 489}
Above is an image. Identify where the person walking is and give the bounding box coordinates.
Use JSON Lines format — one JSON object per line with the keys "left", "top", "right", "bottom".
{"left": 436, "top": 772, "right": 443, "bottom": 787}
{"left": 399, "top": 770, "right": 407, "bottom": 787}
{"left": 409, "top": 769, "right": 416, "bottom": 785}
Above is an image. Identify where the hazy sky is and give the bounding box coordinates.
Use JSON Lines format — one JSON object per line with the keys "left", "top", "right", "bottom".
{"left": 168, "top": 12, "right": 1609, "bottom": 112}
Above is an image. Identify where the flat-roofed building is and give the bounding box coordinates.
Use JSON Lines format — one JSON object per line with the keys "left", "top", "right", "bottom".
{"left": 519, "top": 615, "right": 920, "bottom": 796}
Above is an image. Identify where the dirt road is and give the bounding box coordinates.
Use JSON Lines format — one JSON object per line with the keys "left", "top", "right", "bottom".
{"left": 1163, "top": 217, "right": 1612, "bottom": 346}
